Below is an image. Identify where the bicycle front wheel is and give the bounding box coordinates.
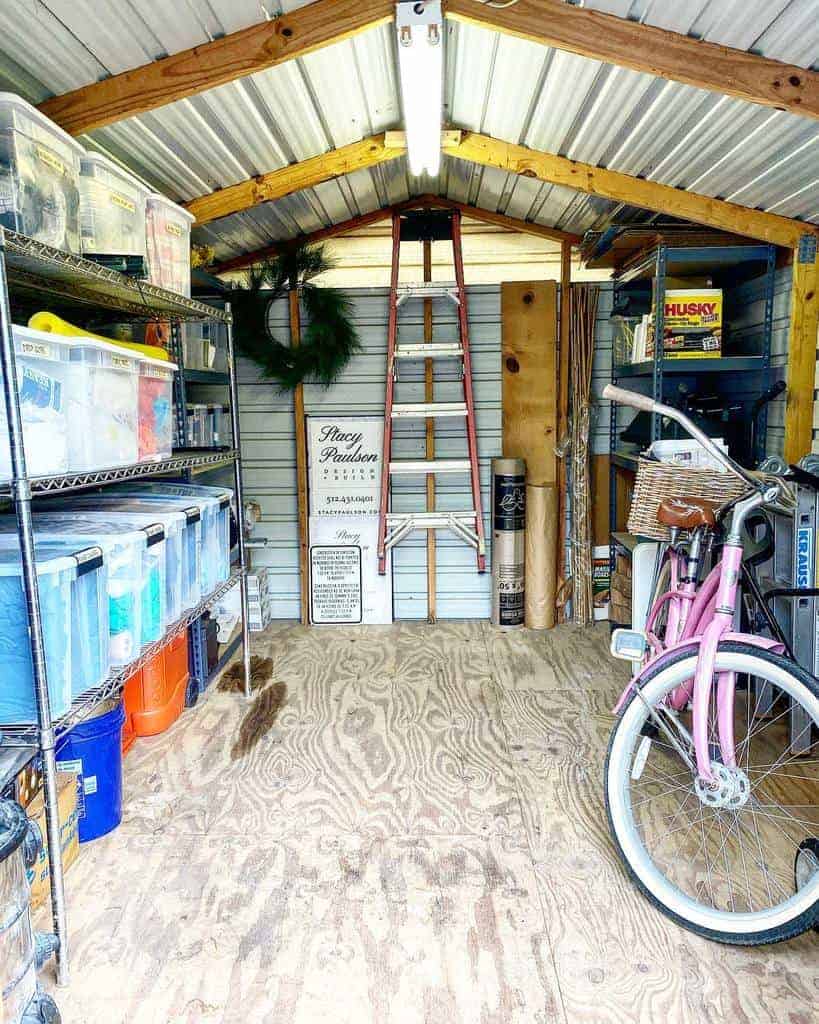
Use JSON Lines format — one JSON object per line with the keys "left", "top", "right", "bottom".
{"left": 605, "top": 641, "right": 819, "bottom": 944}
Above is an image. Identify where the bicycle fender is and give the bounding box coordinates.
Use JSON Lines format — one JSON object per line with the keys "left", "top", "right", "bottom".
{"left": 612, "top": 632, "right": 785, "bottom": 716}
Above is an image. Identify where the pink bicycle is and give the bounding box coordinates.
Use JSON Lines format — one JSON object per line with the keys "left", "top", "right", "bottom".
{"left": 603, "top": 384, "right": 819, "bottom": 944}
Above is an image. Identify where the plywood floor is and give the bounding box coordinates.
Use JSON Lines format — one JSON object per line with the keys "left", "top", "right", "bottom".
{"left": 43, "top": 620, "right": 818, "bottom": 1023}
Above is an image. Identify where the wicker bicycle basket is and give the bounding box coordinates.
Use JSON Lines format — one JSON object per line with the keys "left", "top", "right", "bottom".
{"left": 627, "top": 457, "right": 749, "bottom": 542}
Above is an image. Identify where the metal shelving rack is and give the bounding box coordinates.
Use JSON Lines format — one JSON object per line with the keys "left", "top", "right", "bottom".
{"left": 0, "top": 227, "right": 252, "bottom": 984}
{"left": 607, "top": 243, "right": 777, "bottom": 613}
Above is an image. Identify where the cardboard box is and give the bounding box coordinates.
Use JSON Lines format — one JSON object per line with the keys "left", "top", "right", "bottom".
{"left": 26, "top": 772, "right": 80, "bottom": 912}
{"left": 651, "top": 286, "right": 722, "bottom": 329}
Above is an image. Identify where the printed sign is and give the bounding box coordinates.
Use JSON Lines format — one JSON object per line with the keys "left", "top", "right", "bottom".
{"left": 308, "top": 416, "right": 383, "bottom": 516}
{"left": 796, "top": 525, "right": 814, "bottom": 589}
{"left": 309, "top": 515, "right": 392, "bottom": 624}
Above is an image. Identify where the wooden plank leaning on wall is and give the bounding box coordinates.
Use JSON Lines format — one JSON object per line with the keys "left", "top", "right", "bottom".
{"left": 501, "top": 281, "right": 558, "bottom": 629}
{"left": 290, "top": 290, "right": 310, "bottom": 626}
{"left": 784, "top": 236, "right": 819, "bottom": 464}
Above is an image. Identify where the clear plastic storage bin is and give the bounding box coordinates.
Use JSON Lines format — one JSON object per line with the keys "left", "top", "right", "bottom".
{"left": 0, "top": 326, "right": 72, "bottom": 481}
{"left": 0, "top": 548, "right": 75, "bottom": 723}
{"left": 108, "top": 482, "right": 232, "bottom": 592}
{"left": 0, "top": 93, "right": 84, "bottom": 252}
{"left": 0, "top": 536, "right": 110, "bottom": 702}
{"left": 44, "top": 498, "right": 194, "bottom": 617}
{"left": 79, "top": 152, "right": 149, "bottom": 259}
{"left": 21, "top": 515, "right": 149, "bottom": 666}
{"left": 66, "top": 338, "right": 139, "bottom": 470}
{"left": 137, "top": 354, "right": 176, "bottom": 462}
{"left": 145, "top": 194, "right": 194, "bottom": 297}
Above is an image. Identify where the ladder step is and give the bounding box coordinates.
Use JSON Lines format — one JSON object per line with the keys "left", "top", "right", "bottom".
{"left": 389, "top": 459, "right": 471, "bottom": 475}
{"left": 394, "top": 343, "right": 464, "bottom": 359}
{"left": 391, "top": 402, "right": 467, "bottom": 419}
{"left": 396, "top": 282, "right": 460, "bottom": 307}
{"left": 386, "top": 511, "right": 478, "bottom": 527}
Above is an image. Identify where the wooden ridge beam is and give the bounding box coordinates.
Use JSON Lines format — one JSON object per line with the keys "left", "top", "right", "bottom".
{"left": 445, "top": 0, "right": 819, "bottom": 122}
{"left": 445, "top": 132, "right": 817, "bottom": 249}
{"left": 39, "top": 0, "right": 393, "bottom": 136}
{"left": 187, "top": 133, "right": 404, "bottom": 226}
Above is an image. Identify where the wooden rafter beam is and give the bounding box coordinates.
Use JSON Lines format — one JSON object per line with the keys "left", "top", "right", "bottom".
{"left": 214, "top": 191, "right": 579, "bottom": 273}
{"left": 186, "top": 133, "right": 404, "bottom": 226}
{"left": 446, "top": 0, "right": 819, "bottom": 122}
{"left": 38, "top": 0, "right": 393, "bottom": 136}
{"left": 445, "top": 132, "right": 818, "bottom": 248}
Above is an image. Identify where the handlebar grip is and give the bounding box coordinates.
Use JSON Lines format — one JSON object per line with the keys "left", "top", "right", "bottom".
{"left": 602, "top": 384, "right": 657, "bottom": 413}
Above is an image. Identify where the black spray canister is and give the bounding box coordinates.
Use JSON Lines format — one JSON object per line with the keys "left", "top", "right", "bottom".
{"left": 491, "top": 457, "right": 525, "bottom": 628}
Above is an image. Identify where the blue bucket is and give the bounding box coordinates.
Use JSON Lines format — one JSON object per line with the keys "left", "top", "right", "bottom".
{"left": 56, "top": 702, "right": 125, "bottom": 842}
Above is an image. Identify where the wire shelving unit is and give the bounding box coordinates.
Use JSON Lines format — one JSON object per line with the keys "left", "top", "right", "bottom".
{"left": 0, "top": 227, "right": 253, "bottom": 985}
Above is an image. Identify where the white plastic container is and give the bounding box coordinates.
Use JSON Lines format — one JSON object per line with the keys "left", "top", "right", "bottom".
{"left": 0, "top": 326, "right": 72, "bottom": 481}
{"left": 137, "top": 353, "right": 177, "bottom": 462}
{"left": 145, "top": 193, "right": 194, "bottom": 297}
{"left": 79, "top": 152, "right": 149, "bottom": 258}
{"left": 0, "top": 547, "right": 75, "bottom": 723}
{"left": 0, "top": 93, "right": 84, "bottom": 252}
{"left": 65, "top": 338, "right": 139, "bottom": 470}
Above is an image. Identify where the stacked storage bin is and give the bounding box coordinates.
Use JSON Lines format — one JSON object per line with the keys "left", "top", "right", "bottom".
{"left": 0, "top": 327, "right": 72, "bottom": 480}
{"left": 79, "top": 153, "right": 149, "bottom": 272}
{"left": 145, "top": 194, "right": 194, "bottom": 296}
{"left": 1, "top": 515, "right": 160, "bottom": 666}
{"left": 0, "top": 544, "right": 108, "bottom": 724}
{"left": 43, "top": 497, "right": 199, "bottom": 614}
{"left": 65, "top": 336, "right": 140, "bottom": 470}
{"left": 0, "top": 93, "right": 84, "bottom": 252}
{"left": 106, "top": 482, "right": 233, "bottom": 593}
{"left": 137, "top": 353, "right": 175, "bottom": 462}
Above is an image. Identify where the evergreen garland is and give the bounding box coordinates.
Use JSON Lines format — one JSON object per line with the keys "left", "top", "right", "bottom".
{"left": 230, "top": 243, "right": 360, "bottom": 390}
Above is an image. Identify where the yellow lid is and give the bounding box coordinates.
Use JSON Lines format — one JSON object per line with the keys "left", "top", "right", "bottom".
{"left": 28, "top": 311, "right": 170, "bottom": 362}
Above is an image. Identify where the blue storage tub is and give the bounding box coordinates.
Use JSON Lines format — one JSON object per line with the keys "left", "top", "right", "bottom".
{"left": 108, "top": 482, "right": 232, "bottom": 592}
{"left": 56, "top": 701, "right": 125, "bottom": 841}
{"left": 0, "top": 548, "right": 75, "bottom": 724}
{"left": 0, "top": 516, "right": 148, "bottom": 666}
{"left": 49, "top": 496, "right": 201, "bottom": 612}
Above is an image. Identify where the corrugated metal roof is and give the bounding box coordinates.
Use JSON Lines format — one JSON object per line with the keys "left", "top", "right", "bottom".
{"left": 0, "top": 0, "right": 815, "bottom": 263}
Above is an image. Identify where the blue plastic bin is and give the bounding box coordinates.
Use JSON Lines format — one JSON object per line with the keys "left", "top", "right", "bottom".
{"left": 0, "top": 516, "right": 148, "bottom": 666}
{"left": 0, "top": 548, "right": 75, "bottom": 724}
{"left": 107, "top": 482, "right": 233, "bottom": 592}
{"left": 56, "top": 701, "right": 125, "bottom": 841}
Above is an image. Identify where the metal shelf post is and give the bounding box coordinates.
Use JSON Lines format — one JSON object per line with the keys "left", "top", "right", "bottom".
{"left": 224, "top": 303, "right": 252, "bottom": 699}
{"left": 0, "top": 230, "right": 69, "bottom": 984}
{"left": 651, "top": 245, "right": 667, "bottom": 442}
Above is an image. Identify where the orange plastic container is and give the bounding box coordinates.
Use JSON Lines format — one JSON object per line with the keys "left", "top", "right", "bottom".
{"left": 121, "top": 714, "right": 136, "bottom": 756}
{"left": 123, "top": 632, "right": 188, "bottom": 737}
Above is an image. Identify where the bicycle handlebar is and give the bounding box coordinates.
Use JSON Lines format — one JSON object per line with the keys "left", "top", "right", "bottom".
{"left": 602, "top": 382, "right": 761, "bottom": 492}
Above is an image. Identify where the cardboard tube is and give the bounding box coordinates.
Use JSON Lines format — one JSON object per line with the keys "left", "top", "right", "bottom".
{"left": 525, "top": 484, "right": 557, "bottom": 629}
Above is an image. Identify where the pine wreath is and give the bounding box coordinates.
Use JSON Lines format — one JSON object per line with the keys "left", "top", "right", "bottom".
{"left": 230, "top": 243, "right": 360, "bottom": 390}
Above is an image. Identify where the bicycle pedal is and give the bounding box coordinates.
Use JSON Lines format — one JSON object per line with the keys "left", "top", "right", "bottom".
{"left": 610, "top": 628, "right": 647, "bottom": 662}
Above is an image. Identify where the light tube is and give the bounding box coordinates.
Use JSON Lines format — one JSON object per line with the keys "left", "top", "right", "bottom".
{"left": 396, "top": 2, "right": 443, "bottom": 177}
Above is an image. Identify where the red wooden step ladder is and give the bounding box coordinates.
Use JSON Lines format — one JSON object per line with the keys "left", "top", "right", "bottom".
{"left": 377, "top": 208, "right": 486, "bottom": 575}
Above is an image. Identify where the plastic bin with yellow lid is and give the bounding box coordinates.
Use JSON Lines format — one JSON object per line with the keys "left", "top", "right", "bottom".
{"left": 28, "top": 311, "right": 170, "bottom": 362}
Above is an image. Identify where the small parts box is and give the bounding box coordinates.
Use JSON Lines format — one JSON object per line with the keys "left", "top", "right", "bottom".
{"left": 123, "top": 631, "right": 188, "bottom": 738}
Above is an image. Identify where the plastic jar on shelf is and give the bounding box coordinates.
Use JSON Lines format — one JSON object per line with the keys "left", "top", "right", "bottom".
{"left": 0, "top": 547, "right": 75, "bottom": 724}
{"left": 145, "top": 194, "right": 194, "bottom": 297}
{"left": 64, "top": 337, "right": 139, "bottom": 471}
{"left": 79, "top": 152, "right": 149, "bottom": 259}
{"left": 0, "top": 92, "right": 84, "bottom": 252}
{"left": 207, "top": 404, "right": 229, "bottom": 447}
{"left": 0, "top": 326, "right": 72, "bottom": 482}
{"left": 137, "top": 353, "right": 177, "bottom": 463}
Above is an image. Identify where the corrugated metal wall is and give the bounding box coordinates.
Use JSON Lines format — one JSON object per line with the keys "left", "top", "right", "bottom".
{"left": 240, "top": 286, "right": 502, "bottom": 621}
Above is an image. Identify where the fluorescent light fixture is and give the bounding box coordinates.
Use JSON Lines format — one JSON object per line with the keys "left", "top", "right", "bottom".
{"left": 396, "top": 1, "right": 443, "bottom": 177}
